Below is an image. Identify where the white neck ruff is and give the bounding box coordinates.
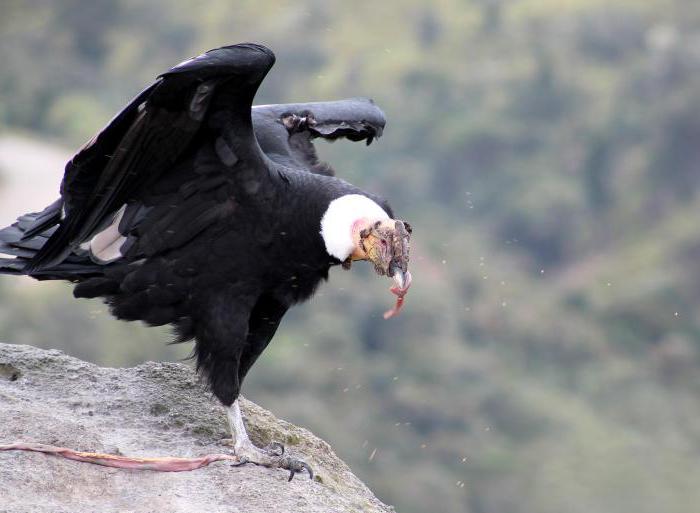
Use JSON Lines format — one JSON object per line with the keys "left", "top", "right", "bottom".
{"left": 320, "top": 194, "right": 390, "bottom": 260}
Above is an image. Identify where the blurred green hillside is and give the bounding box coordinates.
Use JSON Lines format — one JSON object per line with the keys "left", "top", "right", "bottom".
{"left": 2, "top": 1, "right": 700, "bottom": 512}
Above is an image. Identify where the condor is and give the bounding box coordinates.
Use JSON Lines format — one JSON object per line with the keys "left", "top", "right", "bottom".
{"left": 0, "top": 43, "right": 412, "bottom": 479}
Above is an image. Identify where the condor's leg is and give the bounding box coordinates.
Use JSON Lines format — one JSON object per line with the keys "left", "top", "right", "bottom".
{"left": 197, "top": 290, "right": 311, "bottom": 480}
{"left": 227, "top": 399, "right": 312, "bottom": 480}
{"left": 228, "top": 295, "right": 313, "bottom": 480}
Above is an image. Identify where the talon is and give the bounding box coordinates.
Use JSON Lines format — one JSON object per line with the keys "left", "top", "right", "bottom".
{"left": 280, "top": 456, "right": 314, "bottom": 481}
{"left": 226, "top": 401, "right": 311, "bottom": 482}
{"left": 301, "top": 461, "right": 314, "bottom": 480}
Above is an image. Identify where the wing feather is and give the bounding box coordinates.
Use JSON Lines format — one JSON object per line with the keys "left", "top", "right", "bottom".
{"left": 252, "top": 98, "right": 386, "bottom": 175}
{"left": 26, "top": 44, "right": 275, "bottom": 272}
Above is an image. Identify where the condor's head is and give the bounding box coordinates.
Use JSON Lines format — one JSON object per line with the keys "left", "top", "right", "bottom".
{"left": 320, "top": 194, "right": 412, "bottom": 318}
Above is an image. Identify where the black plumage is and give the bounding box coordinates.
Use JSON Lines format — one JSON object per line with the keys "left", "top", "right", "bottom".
{"left": 0, "top": 43, "right": 399, "bottom": 410}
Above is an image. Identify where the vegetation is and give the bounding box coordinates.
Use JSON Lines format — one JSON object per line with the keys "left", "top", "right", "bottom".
{"left": 2, "top": 1, "right": 700, "bottom": 512}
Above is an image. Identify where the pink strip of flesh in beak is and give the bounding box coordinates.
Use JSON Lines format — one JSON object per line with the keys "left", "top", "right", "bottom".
{"left": 383, "top": 270, "right": 412, "bottom": 319}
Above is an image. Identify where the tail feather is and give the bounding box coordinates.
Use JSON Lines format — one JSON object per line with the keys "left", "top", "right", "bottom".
{"left": 0, "top": 245, "right": 38, "bottom": 259}
{"left": 0, "top": 201, "right": 103, "bottom": 279}
{"left": 21, "top": 201, "right": 62, "bottom": 240}
{"left": 0, "top": 225, "right": 24, "bottom": 243}
{"left": 0, "top": 258, "right": 26, "bottom": 275}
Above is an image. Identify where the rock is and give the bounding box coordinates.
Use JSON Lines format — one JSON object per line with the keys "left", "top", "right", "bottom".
{"left": 0, "top": 343, "right": 394, "bottom": 513}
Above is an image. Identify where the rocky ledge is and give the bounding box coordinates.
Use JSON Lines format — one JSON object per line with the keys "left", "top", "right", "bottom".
{"left": 0, "top": 343, "right": 394, "bottom": 513}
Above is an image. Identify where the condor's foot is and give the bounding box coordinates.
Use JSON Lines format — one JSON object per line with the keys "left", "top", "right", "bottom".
{"left": 232, "top": 439, "right": 313, "bottom": 481}
{"left": 225, "top": 400, "right": 313, "bottom": 481}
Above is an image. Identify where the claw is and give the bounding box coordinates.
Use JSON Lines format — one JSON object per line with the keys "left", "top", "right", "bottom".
{"left": 280, "top": 456, "right": 314, "bottom": 481}
{"left": 300, "top": 461, "right": 314, "bottom": 481}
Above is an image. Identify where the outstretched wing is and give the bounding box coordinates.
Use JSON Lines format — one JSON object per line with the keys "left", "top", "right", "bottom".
{"left": 251, "top": 98, "right": 386, "bottom": 176}
{"left": 26, "top": 43, "right": 275, "bottom": 272}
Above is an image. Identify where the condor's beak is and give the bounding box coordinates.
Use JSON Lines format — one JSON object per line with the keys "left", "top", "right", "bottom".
{"left": 384, "top": 267, "right": 412, "bottom": 319}
{"left": 391, "top": 267, "right": 412, "bottom": 292}
{"left": 392, "top": 268, "right": 406, "bottom": 289}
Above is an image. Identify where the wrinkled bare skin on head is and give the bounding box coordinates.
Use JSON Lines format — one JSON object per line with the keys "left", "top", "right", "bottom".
{"left": 359, "top": 220, "right": 412, "bottom": 318}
